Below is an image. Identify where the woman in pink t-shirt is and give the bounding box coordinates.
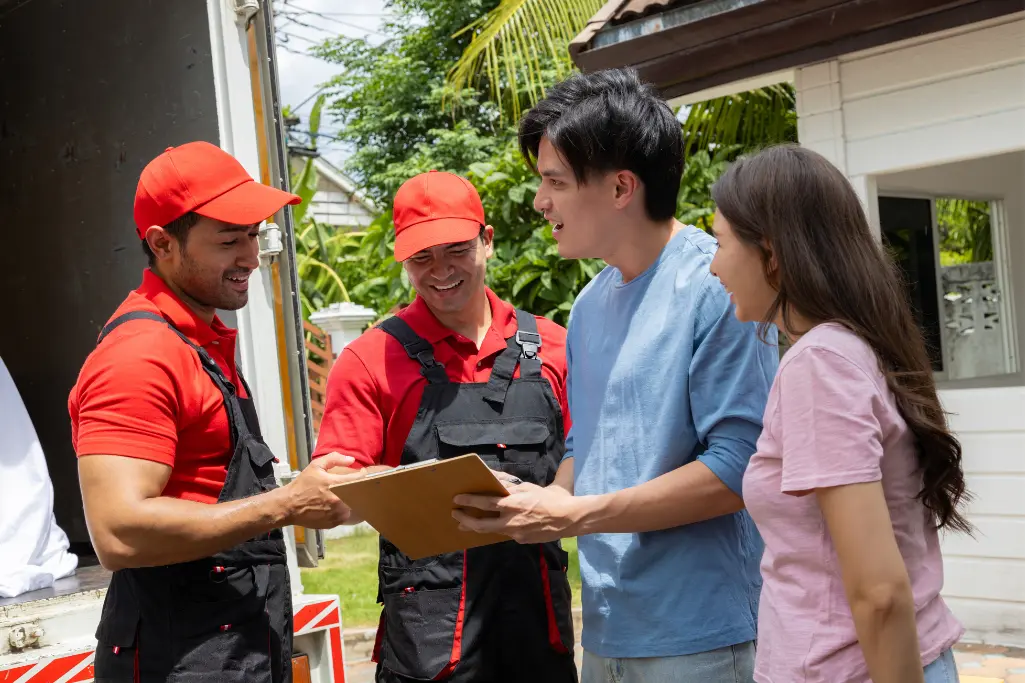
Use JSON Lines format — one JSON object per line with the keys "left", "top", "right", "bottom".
{"left": 707, "top": 144, "right": 972, "bottom": 683}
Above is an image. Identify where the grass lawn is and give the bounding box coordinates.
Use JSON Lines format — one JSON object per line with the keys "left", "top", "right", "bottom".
{"left": 301, "top": 528, "right": 582, "bottom": 629}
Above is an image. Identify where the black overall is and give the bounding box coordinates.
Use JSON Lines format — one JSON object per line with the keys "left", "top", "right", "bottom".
{"left": 90, "top": 311, "right": 293, "bottom": 683}
{"left": 373, "top": 310, "right": 578, "bottom": 683}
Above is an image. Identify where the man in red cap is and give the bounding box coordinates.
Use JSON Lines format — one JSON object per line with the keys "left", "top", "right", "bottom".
{"left": 314, "top": 171, "right": 578, "bottom": 683}
{"left": 69, "top": 141, "right": 361, "bottom": 682}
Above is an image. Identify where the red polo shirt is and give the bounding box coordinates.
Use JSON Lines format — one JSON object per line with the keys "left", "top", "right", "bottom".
{"left": 313, "top": 289, "right": 570, "bottom": 468}
{"left": 69, "top": 269, "right": 245, "bottom": 504}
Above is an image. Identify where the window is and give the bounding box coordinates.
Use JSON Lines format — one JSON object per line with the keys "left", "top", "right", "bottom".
{"left": 879, "top": 195, "right": 1017, "bottom": 381}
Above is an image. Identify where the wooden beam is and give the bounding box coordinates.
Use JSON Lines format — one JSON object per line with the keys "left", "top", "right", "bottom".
{"left": 576, "top": 0, "right": 849, "bottom": 74}
{"left": 572, "top": 0, "right": 1022, "bottom": 100}
{"left": 653, "top": 0, "right": 1022, "bottom": 99}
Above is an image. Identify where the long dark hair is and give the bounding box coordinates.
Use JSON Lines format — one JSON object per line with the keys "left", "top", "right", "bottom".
{"left": 712, "top": 144, "right": 972, "bottom": 534}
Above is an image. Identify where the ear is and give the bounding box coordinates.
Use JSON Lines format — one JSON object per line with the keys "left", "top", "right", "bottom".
{"left": 482, "top": 224, "right": 495, "bottom": 259}
{"left": 763, "top": 240, "right": 780, "bottom": 287}
{"left": 144, "top": 226, "right": 175, "bottom": 261}
{"left": 612, "top": 170, "right": 640, "bottom": 210}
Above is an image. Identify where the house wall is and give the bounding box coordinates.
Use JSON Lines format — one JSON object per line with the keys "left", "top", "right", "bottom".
{"left": 794, "top": 14, "right": 1025, "bottom": 646}
{"left": 309, "top": 175, "right": 375, "bottom": 229}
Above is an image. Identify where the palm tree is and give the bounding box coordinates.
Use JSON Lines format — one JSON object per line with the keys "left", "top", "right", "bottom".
{"left": 445, "top": 0, "right": 796, "bottom": 153}
{"left": 445, "top": 0, "right": 605, "bottom": 122}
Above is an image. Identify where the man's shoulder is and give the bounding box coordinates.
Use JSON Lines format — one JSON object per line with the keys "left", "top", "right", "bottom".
{"left": 532, "top": 314, "right": 567, "bottom": 349}
{"left": 86, "top": 298, "right": 192, "bottom": 367}
{"left": 573, "top": 263, "right": 615, "bottom": 306}
{"left": 336, "top": 322, "right": 393, "bottom": 362}
{"left": 675, "top": 224, "right": 718, "bottom": 259}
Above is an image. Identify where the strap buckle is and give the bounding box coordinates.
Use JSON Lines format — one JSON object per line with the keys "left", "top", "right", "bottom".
{"left": 414, "top": 349, "right": 438, "bottom": 368}
{"left": 515, "top": 330, "right": 542, "bottom": 359}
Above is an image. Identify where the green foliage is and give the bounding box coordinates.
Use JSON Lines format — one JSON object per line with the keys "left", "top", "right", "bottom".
{"left": 289, "top": 0, "right": 797, "bottom": 328}
{"left": 469, "top": 140, "right": 602, "bottom": 324}
{"left": 680, "top": 84, "right": 797, "bottom": 158}
{"left": 446, "top": 0, "right": 605, "bottom": 121}
{"left": 677, "top": 146, "right": 739, "bottom": 234}
{"left": 312, "top": 0, "right": 505, "bottom": 205}
{"left": 936, "top": 198, "right": 992, "bottom": 266}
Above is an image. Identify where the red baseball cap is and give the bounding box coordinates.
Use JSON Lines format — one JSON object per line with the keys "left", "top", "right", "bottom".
{"left": 133, "top": 141, "right": 301, "bottom": 239}
{"left": 392, "top": 171, "right": 485, "bottom": 262}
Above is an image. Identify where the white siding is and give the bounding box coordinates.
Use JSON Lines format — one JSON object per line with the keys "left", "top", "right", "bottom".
{"left": 939, "top": 388, "right": 1025, "bottom": 646}
{"left": 310, "top": 175, "right": 375, "bottom": 229}
{"left": 837, "top": 15, "right": 1025, "bottom": 176}
{"left": 792, "top": 15, "right": 1025, "bottom": 646}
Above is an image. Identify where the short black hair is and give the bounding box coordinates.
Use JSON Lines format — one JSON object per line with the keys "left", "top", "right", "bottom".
{"left": 141, "top": 212, "right": 200, "bottom": 266}
{"left": 518, "top": 68, "right": 683, "bottom": 222}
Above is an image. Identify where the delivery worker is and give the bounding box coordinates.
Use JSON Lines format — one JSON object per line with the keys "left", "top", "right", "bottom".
{"left": 70, "top": 141, "right": 360, "bottom": 683}
{"left": 314, "top": 170, "right": 578, "bottom": 683}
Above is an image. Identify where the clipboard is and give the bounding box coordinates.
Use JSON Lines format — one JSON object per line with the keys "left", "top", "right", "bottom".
{"left": 328, "top": 453, "right": 511, "bottom": 560}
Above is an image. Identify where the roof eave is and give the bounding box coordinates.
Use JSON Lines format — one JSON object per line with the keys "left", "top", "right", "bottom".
{"left": 570, "top": 0, "right": 1023, "bottom": 99}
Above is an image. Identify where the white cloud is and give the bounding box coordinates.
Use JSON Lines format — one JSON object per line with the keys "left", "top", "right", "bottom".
{"left": 273, "top": 0, "right": 389, "bottom": 166}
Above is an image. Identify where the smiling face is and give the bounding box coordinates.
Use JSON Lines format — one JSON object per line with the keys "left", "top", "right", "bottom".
{"left": 709, "top": 210, "right": 777, "bottom": 323}
{"left": 532, "top": 137, "right": 622, "bottom": 260}
{"left": 403, "top": 227, "right": 493, "bottom": 316}
{"left": 148, "top": 216, "right": 260, "bottom": 314}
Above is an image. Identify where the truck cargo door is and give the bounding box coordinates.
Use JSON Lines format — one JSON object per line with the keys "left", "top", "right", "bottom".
{"left": 241, "top": 0, "right": 324, "bottom": 568}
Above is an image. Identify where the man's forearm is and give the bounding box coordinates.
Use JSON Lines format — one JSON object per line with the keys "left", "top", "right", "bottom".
{"left": 570, "top": 460, "right": 743, "bottom": 535}
{"left": 100, "top": 488, "right": 292, "bottom": 570}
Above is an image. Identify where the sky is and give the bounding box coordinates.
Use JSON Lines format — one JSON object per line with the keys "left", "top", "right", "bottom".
{"left": 273, "top": 0, "right": 390, "bottom": 167}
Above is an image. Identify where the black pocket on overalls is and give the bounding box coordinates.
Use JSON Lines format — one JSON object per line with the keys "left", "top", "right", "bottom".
{"left": 380, "top": 587, "right": 463, "bottom": 679}
{"left": 435, "top": 418, "right": 551, "bottom": 483}
{"left": 168, "top": 566, "right": 272, "bottom": 682}
{"left": 378, "top": 544, "right": 466, "bottom": 680}
{"left": 541, "top": 545, "right": 574, "bottom": 654}
{"left": 93, "top": 579, "right": 140, "bottom": 683}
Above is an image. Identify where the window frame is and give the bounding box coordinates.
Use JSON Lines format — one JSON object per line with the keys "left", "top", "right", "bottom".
{"left": 878, "top": 191, "right": 1017, "bottom": 382}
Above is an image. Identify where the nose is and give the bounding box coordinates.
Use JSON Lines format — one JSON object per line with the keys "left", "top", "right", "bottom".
{"left": 431, "top": 257, "right": 455, "bottom": 280}
{"left": 533, "top": 187, "right": 550, "bottom": 213}
{"left": 239, "top": 232, "right": 261, "bottom": 270}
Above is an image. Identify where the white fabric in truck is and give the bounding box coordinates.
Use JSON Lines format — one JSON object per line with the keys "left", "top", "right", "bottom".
{"left": 0, "top": 355, "right": 78, "bottom": 598}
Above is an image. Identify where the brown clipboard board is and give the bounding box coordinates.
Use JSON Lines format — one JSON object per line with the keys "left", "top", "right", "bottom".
{"left": 328, "top": 453, "right": 511, "bottom": 560}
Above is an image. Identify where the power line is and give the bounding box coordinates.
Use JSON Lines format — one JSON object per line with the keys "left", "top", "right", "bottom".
{"left": 278, "top": 0, "right": 393, "bottom": 17}
{"left": 275, "top": 5, "right": 388, "bottom": 37}
{"left": 277, "top": 29, "right": 320, "bottom": 45}
{"left": 276, "top": 43, "right": 309, "bottom": 56}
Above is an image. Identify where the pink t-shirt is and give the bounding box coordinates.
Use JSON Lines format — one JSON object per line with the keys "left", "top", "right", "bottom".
{"left": 743, "top": 323, "right": 963, "bottom": 682}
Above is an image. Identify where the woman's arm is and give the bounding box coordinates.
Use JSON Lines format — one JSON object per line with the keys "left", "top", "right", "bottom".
{"left": 817, "top": 481, "right": 924, "bottom": 683}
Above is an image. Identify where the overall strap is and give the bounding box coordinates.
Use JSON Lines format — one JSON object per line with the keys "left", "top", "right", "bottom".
{"left": 96, "top": 310, "right": 252, "bottom": 440}
{"left": 483, "top": 309, "right": 543, "bottom": 407}
{"left": 96, "top": 311, "right": 168, "bottom": 345}
{"left": 377, "top": 315, "right": 449, "bottom": 385}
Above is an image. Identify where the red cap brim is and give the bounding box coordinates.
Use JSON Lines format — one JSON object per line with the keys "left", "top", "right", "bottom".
{"left": 394, "top": 218, "right": 482, "bottom": 262}
{"left": 193, "top": 180, "right": 301, "bottom": 225}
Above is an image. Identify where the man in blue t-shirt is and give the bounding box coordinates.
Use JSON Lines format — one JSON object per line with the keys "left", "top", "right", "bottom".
{"left": 453, "top": 68, "right": 778, "bottom": 683}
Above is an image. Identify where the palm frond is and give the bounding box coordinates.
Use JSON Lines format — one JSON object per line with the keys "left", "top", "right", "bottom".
{"left": 446, "top": 0, "right": 604, "bottom": 120}
{"left": 681, "top": 84, "right": 797, "bottom": 156}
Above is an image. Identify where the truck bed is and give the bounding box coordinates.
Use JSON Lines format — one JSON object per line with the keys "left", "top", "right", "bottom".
{"left": 0, "top": 565, "right": 110, "bottom": 610}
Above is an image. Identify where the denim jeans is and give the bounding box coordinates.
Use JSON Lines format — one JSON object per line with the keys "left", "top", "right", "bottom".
{"left": 924, "top": 649, "right": 961, "bottom": 683}
{"left": 581, "top": 642, "right": 756, "bottom": 683}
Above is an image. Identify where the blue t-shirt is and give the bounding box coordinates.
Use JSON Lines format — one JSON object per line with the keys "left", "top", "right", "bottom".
{"left": 567, "top": 226, "right": 778, "bottom": 658}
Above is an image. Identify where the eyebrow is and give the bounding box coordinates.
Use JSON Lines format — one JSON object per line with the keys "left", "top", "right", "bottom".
{"left": 219, "top": 223, "right": 258, "bottom": 234}
{"left": 539, "top": 168, "right": 567, "bottom": 178}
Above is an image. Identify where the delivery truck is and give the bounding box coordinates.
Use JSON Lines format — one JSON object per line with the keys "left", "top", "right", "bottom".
{"left": 0, "top": 0, "right": 348, "bottom": 679}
